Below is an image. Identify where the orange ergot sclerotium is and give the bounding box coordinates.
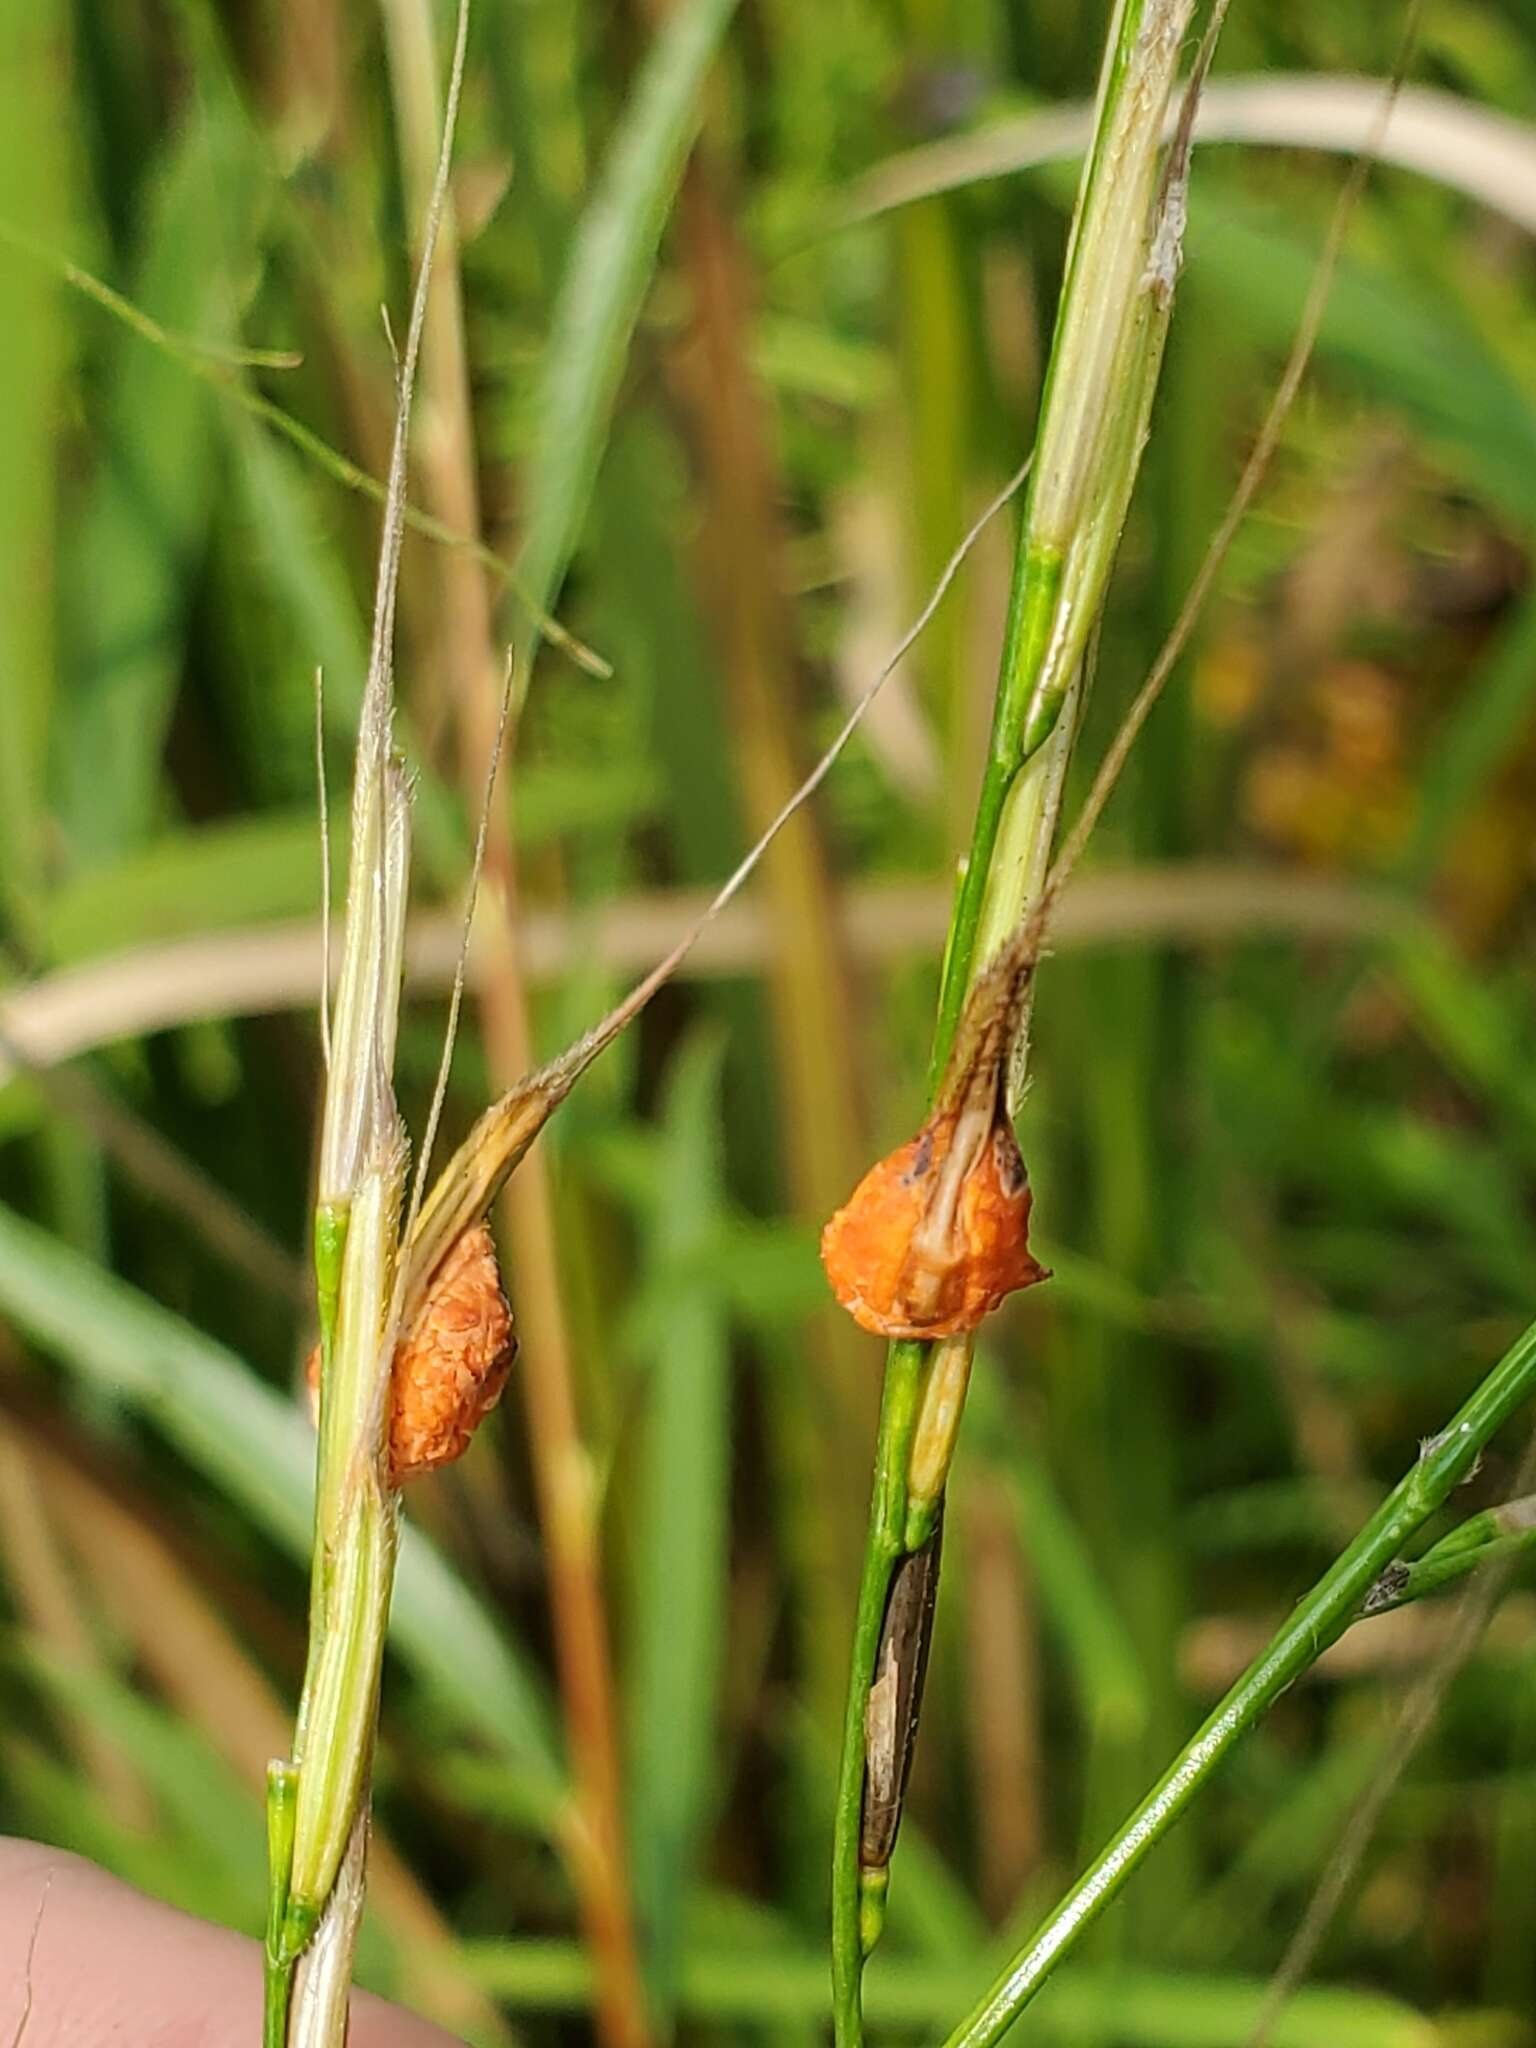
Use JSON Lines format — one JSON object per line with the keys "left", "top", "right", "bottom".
{"left": 307, "top": 1221, "right": 515, "bottom": 1484}
{"left": 820, "top": 935, "right": 1049, "bottom": 1340}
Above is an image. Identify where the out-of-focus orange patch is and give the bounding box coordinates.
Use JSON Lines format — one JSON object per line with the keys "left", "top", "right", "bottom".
{"left": 820, "top": 1102, "right": 1046, "bottom": 1341}
{"left": 306, "top": 1222, "right": 515, "bottom": 1484}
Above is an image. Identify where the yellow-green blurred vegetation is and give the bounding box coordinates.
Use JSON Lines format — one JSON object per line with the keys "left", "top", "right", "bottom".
{"left": 0, "top": 1, "right": 1534, "bottom": 2043}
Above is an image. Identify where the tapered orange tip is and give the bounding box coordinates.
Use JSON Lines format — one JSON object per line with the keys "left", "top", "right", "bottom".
{"left": 306, "top": 1222, "right": 516, "bottom": 1484}
{"left": 819, "top": 1106, "right": 1047, "bottom": 1341}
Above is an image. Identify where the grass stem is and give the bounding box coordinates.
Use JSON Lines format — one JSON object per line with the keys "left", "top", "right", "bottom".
{"left": 830, "top": 6, "right": 1204, "bottom": 2036}
{"left": 940, "top": 1313, "right": 1536, "bottom": 2048}
{"left": 263, "top": 6, "right": 468, "bottom": 2037}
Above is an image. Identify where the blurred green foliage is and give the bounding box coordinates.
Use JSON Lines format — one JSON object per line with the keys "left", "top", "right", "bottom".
{"left": 0, "top": 1, "right": 1533, "bottom": 2043}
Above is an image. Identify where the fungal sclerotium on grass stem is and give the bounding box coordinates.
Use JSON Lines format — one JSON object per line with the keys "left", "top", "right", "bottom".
{"left": 258, "top": 28, "right": 1036, "bottom": 2020}
{"left": 831, "top": 2, "right": 1222, "bottom": 2033}
{"left": 387, "top": 1222, "right": 515, "bottom": 1478}
{"left": 265, "top": 9, "right": 470, "bottom": 2043}
{"left": 821, "top": 933, "right": 1048, "bottom": 1341}
{"left": 305, "top": 1220, "right": 515, "bottom": 1485}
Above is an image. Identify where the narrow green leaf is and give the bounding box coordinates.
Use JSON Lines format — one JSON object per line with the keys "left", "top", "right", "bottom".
{"left": 43, "top": 754, "right": 662, "bottom": 962}
{"left": 45, "top": 812, "right": 330, "bottom": 961}
{"left": 459, "top": 1937, "right": 1432, "bottom": 2046}
{"left": 4, "top": 1736, "right": 252, "bottom": 1931}
{"left": 512, "top": 0, "right": 740, "bottom": 654}
{"left": 227, "top": 421, "right": 464, "bottom": 889}
{"left": 1194, "top": 198, "right": 1536, "bottom": 530}
{"left": 1390, "top": 930, "right": 1536, "bottom": 1158}
{"left": 58, "top": 97, "right": 259, "bottom": 863}
{"left": 969, "top": 1366, "right": 1151, "bottom": 1748}
{"left": 0, "top": 0, "right": 67, "bottom": 942}
{"left": 13, "top": 1646, "right": 264, "bottom": 1916}
{"left": 1403, "top": 584, "right": 1536, "bottom": 877}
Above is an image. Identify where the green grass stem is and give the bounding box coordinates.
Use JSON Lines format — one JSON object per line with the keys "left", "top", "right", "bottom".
{"left": 830, "top": 5, "right": 1205, "bottom": 2036}
{"left": 940, "top": 1313, "right": 1536, "bottom": 2048}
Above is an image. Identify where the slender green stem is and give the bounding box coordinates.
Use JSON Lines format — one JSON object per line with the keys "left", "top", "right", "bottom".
{"left": 831, "top": 680, "right": 1085, "bottom": 2033}
{"left": 265, "top": 1760, "right": 299, "bottom": 2048}
{"left": 261, "top": 11, "right": 471, "bottom": 2030}
{"left": 931, "top": 548, "right": 1062, "bottom": 1077}
{"left": 829, "top": 6, "right": 1204, "bottom": 2039}
{"left": 939, "top": 1315, "right": 1536, "bottom": 2048}
{"left": 831, "top": 1341, "right": 927, "bottom": 2037}
{"left": 1363, "top": 1497, "right": 1536, "bottom": 1615}
{"left": 265, "top": 1964, "right": 293, "bottom": 2048}
{"left": 1373, "top": 1528, "right": 1536, "bottom": 1611}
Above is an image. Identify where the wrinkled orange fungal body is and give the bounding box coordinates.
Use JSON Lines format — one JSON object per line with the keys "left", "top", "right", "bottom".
{"left": 820, "top": 1105, "right": 1047, "bottom": 1340}
{"left": 389, "top": 1222, "right": 515, "bottom": 1481}
{"left": 306, "top": 1221, "right": 515, "bottom": 1484}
